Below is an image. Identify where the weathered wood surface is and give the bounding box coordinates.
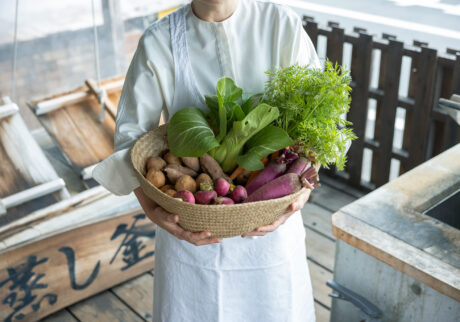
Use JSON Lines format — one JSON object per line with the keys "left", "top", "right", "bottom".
{"left": 68, "top": 291, "right": 144, "bottom": 322}
{"left": 33, "top": 78, "right": 123, "bottom": 171}
{"left": 0, "top": 209, "right": 155, "bottom": 321}
{"left": 335, "top": 144, "right": 460, "bottom": 271}
{"left": 331, "top": 240, "right": 460, "bottom": 322}
{"left": 0, "top": 98, "right": 69, "bottom": 225}
{"left": 333, "top": 211, "right": 460, "bottom": 302}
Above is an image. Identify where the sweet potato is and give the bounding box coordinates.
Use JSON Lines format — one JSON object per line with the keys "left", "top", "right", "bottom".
{"left": 199, "top": 153, "right": 225, "bottom": 181}
{"left": 246, "top": 159, "right": 287, "bottom": 195}
{"left": 286, "top": 157, "right": 310, "bottom": 175}
{"left": 245, "top": 173, "right": 302, "bottom": 203}
{"left": 181, "top": 157, "right": 200, "bottom": 172}
{"left": 164, "top": 164, "right": 198, "bottom": 184}
{"left": 175, "top": 175, "right": 197, "bottom": 193}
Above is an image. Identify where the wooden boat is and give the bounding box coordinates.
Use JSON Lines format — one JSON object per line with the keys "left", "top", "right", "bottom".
{"left": 0, "top": 78, "right": 156, "bottom": 321}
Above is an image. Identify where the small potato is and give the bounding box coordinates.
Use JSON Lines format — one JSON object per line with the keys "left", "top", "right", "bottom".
{"left": 146, "top": 169, "right": 165, "bottom": 188}
{"left": 146, "top": 156, "right": 166, "bottom": 171}
{"left": 160, "top": 184, "right": 173, "bottom": 192}
{"left": 175, "top": 175, "right": 197, "bottom": 193}
{"left": 196, "top": 173, "right": 213, "bottom": 188}
{"left": 164, "top": 189, "right": 176, "bottom": 197}
{"left": 164, "top": 152, "right": 181, "bottom": 165}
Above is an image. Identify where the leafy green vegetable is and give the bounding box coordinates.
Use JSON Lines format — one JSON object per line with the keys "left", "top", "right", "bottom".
{"left": 167, "top": 107, "right": 220, "bottom": 157}
{"left": 263, "top": 61, "right": 356, "bottom": 170}
{"left": 213, "top": 103, "right": 280, "bottom": 172}
{"left": 236, "top": 126, "right": 293, "bottom": 171}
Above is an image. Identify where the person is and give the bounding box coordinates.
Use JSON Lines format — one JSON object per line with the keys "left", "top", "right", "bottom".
{"left": 93, "top": 0, "right": 321, "bottom": 320}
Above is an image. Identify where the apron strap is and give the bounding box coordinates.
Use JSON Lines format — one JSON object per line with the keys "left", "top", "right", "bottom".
{"left": 169, "top": 6, "right": 205, "bottom": 110}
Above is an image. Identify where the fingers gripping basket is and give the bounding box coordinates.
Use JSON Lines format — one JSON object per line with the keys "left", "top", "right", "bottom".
{"left": 131, "top": 124, "right": 307, "bottom": 238}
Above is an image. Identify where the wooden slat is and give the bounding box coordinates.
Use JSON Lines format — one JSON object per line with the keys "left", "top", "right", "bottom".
{"left": 40, "top": 309, "right": 78, "bottom": 322}
{"left": 371, "top": 39, "right": 404, "bottom": 187}
{"left": 308, "top": 260, "right": 333, "bottom": 307}
{"left": 301, "top": 202, "right": 334, "bottom": 240}
{"left": 305, "top": 227, "right": 336, "bottom": 271}
{"left": 39, "top": 96, "right": 115, "bottom": 169}
{"left": 309, "top": 183, "right": 357, "bottom": 213}
{"left": 405, "top": 47, "right": 438, "bottom": 170}
{"left": 314, "top": 302, "right": 331, "bottom": 322}
{"left": 347, "top": 32, "right": 373, "bottom": 187}
{"left": 111, "top": 273, "right": 154, "bottom": 321}
{"left": 326, "top": 26, "right": 344, "bottom": 65}
{"left": 303, "top": 17, "right": 318, "bottom": 49}
{"left": 68, "top": 291, "right": 143, "bottom": 322}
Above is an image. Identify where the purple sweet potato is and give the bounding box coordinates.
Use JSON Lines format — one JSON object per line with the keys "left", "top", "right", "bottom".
{"left": 214, "top": 197, "right": 235, "bottom": 205}
{"left": 245, "top": 173, "right": 302, "bottom": 203}
{"left": 215, "top": 178, "right": 230, "bottom": 196}
{"left": 195, "top": 190, "right": 217, "bottom": 205}
{"left": 286, "top": 157, "right": 310, "bottom": 175}
{"left": 246, "top": 159, "right": 287, "bottom": 195}
{"left": 230, "top": 185, "right": 247, "bottom": 203}
{"left": 174, "top": 190, "right": 195, "bottom": 204}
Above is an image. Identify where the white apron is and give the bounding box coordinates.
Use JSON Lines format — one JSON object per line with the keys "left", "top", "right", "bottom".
{"left": 152, "top": 7, "right": 316, "bottom": 322}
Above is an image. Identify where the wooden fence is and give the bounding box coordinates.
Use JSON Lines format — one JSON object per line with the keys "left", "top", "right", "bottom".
{"left": 303, "top": 17, "right": 460, "bottom": 190}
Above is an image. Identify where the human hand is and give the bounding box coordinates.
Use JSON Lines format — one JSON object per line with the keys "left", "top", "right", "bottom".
{"left": 241, "top": 189, "right": 311, "bottom": 238}
{"left": 148, "top": 206, "right": 222, "bottom": 246}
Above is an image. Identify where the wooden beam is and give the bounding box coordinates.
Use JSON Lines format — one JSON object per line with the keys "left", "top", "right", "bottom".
{"left": 85, "top": 79, "right": 118, "bottom": 120}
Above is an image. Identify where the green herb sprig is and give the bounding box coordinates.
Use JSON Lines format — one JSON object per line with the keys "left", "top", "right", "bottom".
{"left": 263, "top": 61, "right": 357, "bottom": 170}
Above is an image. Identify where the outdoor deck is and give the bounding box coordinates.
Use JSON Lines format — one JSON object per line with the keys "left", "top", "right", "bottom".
{"left": 40, "top": 175, "right": 365, "bottom": 322}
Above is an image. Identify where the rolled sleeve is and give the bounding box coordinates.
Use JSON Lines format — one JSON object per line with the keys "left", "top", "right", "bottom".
{"left": 93, "top": 34, "right": 165, "bottom": 195}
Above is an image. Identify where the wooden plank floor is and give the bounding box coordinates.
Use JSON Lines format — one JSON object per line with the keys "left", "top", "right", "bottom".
{"left": 41, "top": 175, "right": 364, "bottom": 322}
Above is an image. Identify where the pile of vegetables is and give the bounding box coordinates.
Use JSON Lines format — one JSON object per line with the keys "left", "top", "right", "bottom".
{"left": 144, "top": 147, "right": 319, "bottom": 205}
{"left": 146, "top": 62, "right": 356, "bottom": 205}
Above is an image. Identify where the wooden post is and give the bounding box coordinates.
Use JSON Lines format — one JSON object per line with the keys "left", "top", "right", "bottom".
{"left": 371, "top": 39, "right": 403, "bottom": 187}
{"left": 347, "top": 33, "right": 373, "bottom": 187}
{"left": 101, "top": 0, "right": 126, "bottom": 74}
{"left": 303, "top": 17, "right": 318, "bottom": 49}
{"left": 406, "top": 47, "right": 438, "bottom": 170}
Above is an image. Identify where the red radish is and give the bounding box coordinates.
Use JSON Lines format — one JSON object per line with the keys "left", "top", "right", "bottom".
{"left": 174, "top": 190, "right": 195, "bottom": 204}
{"left": 195, "top": 190, "right": 217, "bottom": 204}
{"left": 215, "top": 178, "right": 230, "bottom": 196}
{"left": 245, "top": 173, "right": 302, "bottom": 203}
{"left": 286, "top": 157, "right": 310, "bottom": 175}
{"left": 214, "top": 197, "right": 234, "bottom": 205}
{"left": 230, "top": 185, "right": 247, "bottom": 203}
{"left": 246, "top": 159, "right": 287, "bottom": 195}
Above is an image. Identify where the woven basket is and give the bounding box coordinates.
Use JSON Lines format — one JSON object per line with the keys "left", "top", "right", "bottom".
{"left": 131, "top": 124, "right": 307, "bottom": 238}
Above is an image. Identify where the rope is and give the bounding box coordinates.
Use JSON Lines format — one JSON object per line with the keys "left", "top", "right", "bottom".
{"left": 11, "top": 0, "right": 19, "bottom": 101}
{"left": 91, "top": 0, "right": 106, "bottom": 122}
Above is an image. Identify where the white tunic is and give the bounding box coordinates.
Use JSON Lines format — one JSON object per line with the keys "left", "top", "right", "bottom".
{"left": 93, "top": 1, "right": 321, "bottom": 321}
